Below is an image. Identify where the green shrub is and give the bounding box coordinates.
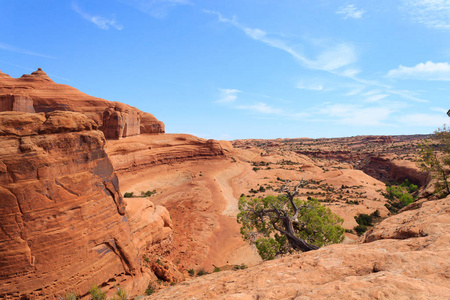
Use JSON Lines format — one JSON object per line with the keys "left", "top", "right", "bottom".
{"left": 196, "top": 269, "right": 208, "bottom": 276}
{"left": 354, "top": 213, "right": 373, "bottom": 226}
{"left": 141, "top": 190, "right": 157, "bottom": 197}
{"left": 187, "top": 269, "right": 195, "bottom": 276}
{"left": 113, "top": 286, "right": 127, "bottom": 300}
{"left": 89, "top": 284, "right": 106, "bottom": 300}
{"left": 124, "top": 192, "right": 133, "bottom": 198}
{"left": 383, "top": 182, "right": 416, "bottom": 214}
{"left": 145, "top": 285, "right": 155, "bottom": 295}
{"left": 213, "top": 267, "right": 221, "bottom": 272}
{"left": 64, "top": 292, "right": 78, "bottom": 300}
{"left": 370, "top": 209, "right": 380, "bottom": 218}
{"left": 354, "top": 224, "right": 367, "bottom": 236}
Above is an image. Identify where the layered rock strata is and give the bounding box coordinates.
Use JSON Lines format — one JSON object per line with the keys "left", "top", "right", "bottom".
{"left": 105, "top": 134, "right": 225, "bottom": 173}
{"left": 0, "top": 69, "right": 164, "bottom": 139}
{"left": 0, "top": 111, "right": 171, "bottom": 298}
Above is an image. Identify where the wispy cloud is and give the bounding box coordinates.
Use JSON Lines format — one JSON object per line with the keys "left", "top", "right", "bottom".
{"left": 387, "top": 61, "right": 450, "bottom": 81}
{"left": 206, "top": 10, "right": 428, "bottom": 107}
{"left": 122, "top": 0, "right": 191, "bottom": 18}
{"left": 215, "top": 88, "right": 284, "bottom": 115}
{"left": 72, "top": 3, "right": 123, "bottom": 30}
{"left": 319, "top": 103, "right": 396, "bottom": 126}
{"left": 296, "top": 78, "right": 327, "bottom": 91}
{"left": 0, "top": 42, "right": 54, "bottom": 59}
{"left": 204, "top": 10, "right": 357, "bottom": 73}
{"left": 216, "top": 88, "right": 241, "bottom": 103}
{"left": 402, "top": 0, "right": 450, "bottom": 30}
{"left": 236, "top": 102, "right": 283, "bottom": 115}
{"left": 336, "top": 4, "right": 366, "bottom": 19}
{"left": 397, "top": 113, "right": 449, "bottom": 127}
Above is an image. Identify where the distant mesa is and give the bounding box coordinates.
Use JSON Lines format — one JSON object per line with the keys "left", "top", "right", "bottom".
{"left": 0, "top": 68, "right": 165, "bottom": 139}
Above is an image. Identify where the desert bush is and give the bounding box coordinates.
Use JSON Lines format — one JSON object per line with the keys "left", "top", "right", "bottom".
{"left": 354, "top": 213, "right": 373, "bottom": 226}
{"left": 64, "top": 292, "right": 78, "bottom": 300}
{"left": 383, "top": 183, "right": 416, "bottom": 213}
{"left": 123, "top": 192, "right": 133, "bottom": 198}
{"left": 354, "top": 224, "right": 367, "bottom": 236}
{"left": 196, "top": 269, "right": 208, "bottom": 276}
{"left": 113, "top": 286, "right": 127, "bottom": 300}
{"left": 418, "top": 125, "right": 450, "bottom": 197}
{"left": 89, "top": 284, "right": 106, "bottom": 300}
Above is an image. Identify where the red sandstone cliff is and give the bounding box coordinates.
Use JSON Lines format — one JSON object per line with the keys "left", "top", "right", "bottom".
{"left": 0, "top": 111, "right": 172, "bottom": 298}
{"left": 0, "top": 69, "right": 164, "bottom": 139}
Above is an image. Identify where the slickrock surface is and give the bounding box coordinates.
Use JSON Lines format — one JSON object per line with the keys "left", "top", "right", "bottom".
{"left": 0, "top": 111, "right": 169, "bottom": 299}
{"left": 0, "top": 69, "right": 164, "bottom": 138}
{"left": 146, "top": 196, "right": 450, "bottom": 300}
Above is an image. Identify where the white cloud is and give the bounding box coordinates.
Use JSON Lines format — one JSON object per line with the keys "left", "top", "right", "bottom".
{"left": 297, "top": 83, "right": 324, "bottom": 91}
{"left": 336, "top": 4, "right": 365, "bottom": 19}
{"left": 296, "top": 78, "right": 326, "bottom": 91}
{"left": 365, "top": 94, "right": 388, "bottom": 102}
{"left": 387, "top": 61, "right": 450, "bottom": 81}
{"left": 345, "top": 86, "right": 365, "bottom": 96}
{"left": 122, "top": 0, "right": 191, "bottom": 18}
{"left": 236, "top": 102, "right": 283, "bottom": 114}
{"left": 398, "top": 113, "right": 449, "bottom": 127}
{"left": 402, "top": 0, "right": 450, "bottom": 30}
{"left": 319, "top": 103, "right": 395, "bottom": 126}
{"left": 0, "top": 42, "right": 54, "bottom": 59}
{"left": 217, "top": 88, "right": 241, "bottom": 103}
{"left": 204, "top": 10, "right": 357, "bottom": 73}
{"left": 431, "top": 107, "right": 449, "bottom": 113}
{"left": 311, "top": 43, "right": 357, "bottom": 71}
{"left": 72, "top": 3, "right": 123, "bottom": 30}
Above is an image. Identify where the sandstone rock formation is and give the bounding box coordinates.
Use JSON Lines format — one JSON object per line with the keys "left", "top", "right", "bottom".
{"left": 0, "top": 111, "right": 171, "bottom": 299}
{"left": 105, "top": 134, "right": 225, "bottom": 173}
{"left": 0, "top": 69, "right": 164, "bottom": 139}
{"left": 146, "top": 195, "right": 450, "bottom": 299}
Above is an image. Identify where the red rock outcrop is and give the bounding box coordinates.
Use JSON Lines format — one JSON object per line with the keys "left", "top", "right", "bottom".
{"left": 0, "top": 95, "right": 35, "bottom": 113}
{"left": 0, "top": 69, "right": 164, "bottom": 139}
{"left": 105, "top": 134, "right": 225, "bottom": 173}
{"left": 146, "top": 196, "right": 450, "bottom": 299}
{"left": 0, "top": 111, "right": 172, "bottom": 299}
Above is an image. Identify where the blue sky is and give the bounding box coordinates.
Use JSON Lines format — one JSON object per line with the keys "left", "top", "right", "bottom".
{"left": 1, "top": 0, "right": 450, "bottom": 139}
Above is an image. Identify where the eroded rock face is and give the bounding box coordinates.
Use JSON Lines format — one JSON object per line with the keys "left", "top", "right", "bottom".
{"left": 105, "top": 134, "right": 225, "bottom": 173}
{"left": 146, "top": 196, "right": 450, "bottom": 299}
{"left": 0, "top": 95, "right": 35, "bottom": 113}
{"left": 360, "top": 155, "right": 429, "bottom": 186}
{"left": 0, "top": 111, "right": 141, "bottom": 298}
{"left": 0, "top": 69, "right": 164, "bottom": 139}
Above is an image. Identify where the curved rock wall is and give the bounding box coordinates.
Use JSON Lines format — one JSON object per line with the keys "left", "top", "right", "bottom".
{"left": 0, "top": 111, "right": 141, "bottom": 298}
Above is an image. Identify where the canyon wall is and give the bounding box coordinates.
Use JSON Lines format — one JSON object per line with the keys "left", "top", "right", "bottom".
{"left": 0, "top": 111, "right": 171, "bottom": 298}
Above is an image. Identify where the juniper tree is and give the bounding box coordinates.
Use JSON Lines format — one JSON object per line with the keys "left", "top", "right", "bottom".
{"left": 237, "top": 180, "right": 344, "bottom": 260}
